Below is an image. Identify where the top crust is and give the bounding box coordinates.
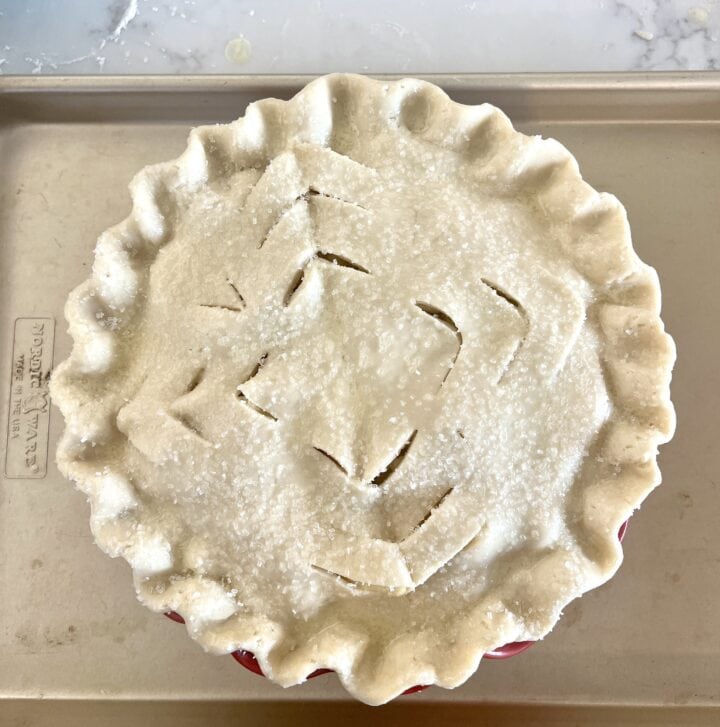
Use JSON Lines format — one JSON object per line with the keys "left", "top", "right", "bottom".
{"left": 50, "top": 74, "right": 675, "bottom": 705}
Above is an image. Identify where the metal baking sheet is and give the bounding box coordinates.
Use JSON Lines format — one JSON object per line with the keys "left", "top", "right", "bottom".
{"left": 1, "top": 73, "right": 719, "bottom": 722}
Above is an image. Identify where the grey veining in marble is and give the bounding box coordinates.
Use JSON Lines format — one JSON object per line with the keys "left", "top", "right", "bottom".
{"left": 0, "top": 0, "right": 718, "bottom": 75}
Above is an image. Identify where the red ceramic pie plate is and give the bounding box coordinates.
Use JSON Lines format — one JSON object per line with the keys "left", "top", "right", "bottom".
{"left": 164, "top": 520, "right": 629, "bottom": 696}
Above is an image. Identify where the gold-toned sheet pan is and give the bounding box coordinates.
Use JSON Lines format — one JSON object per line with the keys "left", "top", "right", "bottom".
{"left": 1, "top": 73, "right": 718, "bottom": 723}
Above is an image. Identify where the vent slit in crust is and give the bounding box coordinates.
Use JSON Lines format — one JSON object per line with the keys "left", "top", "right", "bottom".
{"left": 312, "top": 446, "right": 350, "bottom": 477}
{"left": 414, "top": 301, "right": 463, "bottom": 385}
{"left": 283, "top": 262, "right": 311, "bottom": 306}
{"left": 305, "top": 187, "right": 370, "bottom": 211}
{"left": 235, "top": 392, "right": 278, "bottom": 422}
{"left": 226, "top": 278, "right": 246, "bottom": 307}
{"left": 310, "top": 564, "right": 364, "bottom": 589}
{"left": 478, "top": 280, "right": 529, "bottom": 384}
{"left": 198, "top": 303, "right": 244, "bottom": 313}
{"left": 315, "top": 251, "right": 370, "bottom": 274}
{"left": 239, "top": 353, "right": 269, "bottom": 386}
{"left": 370, "top": 430, "right": 418, "bottom": 486}
{"left": 480, "top": 278, "right": 523, "bottom": 312}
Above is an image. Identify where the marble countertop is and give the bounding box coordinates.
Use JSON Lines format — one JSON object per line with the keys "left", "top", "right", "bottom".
{"left": 0, "top": 0, "right": 718, "bottom": 76}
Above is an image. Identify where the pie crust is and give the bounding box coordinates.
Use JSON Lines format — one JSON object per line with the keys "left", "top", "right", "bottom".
{"left": 50, "top": 74, "right": 675, "bottom": 704}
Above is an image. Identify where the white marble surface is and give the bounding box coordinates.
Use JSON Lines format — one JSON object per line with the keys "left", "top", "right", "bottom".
{"left": 0, "top": 0, "right": 718, "bottom": 75}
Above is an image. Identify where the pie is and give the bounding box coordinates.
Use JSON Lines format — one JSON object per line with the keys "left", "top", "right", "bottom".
{"left": 50, "top": 74, "right": 675, "bottom": 704}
